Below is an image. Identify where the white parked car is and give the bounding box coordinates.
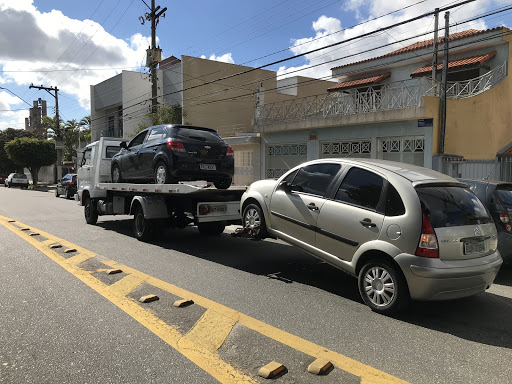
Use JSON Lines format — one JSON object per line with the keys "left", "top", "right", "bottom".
{"left": 240, "top": 159, "right": 502, "bottom": 314}
{"left": 5, "top": 173, "right": 29, "bottom": 189}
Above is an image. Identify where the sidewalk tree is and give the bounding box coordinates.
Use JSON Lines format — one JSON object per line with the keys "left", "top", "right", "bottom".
{"left": 4, "top": 137, "right": 56, "bottom": 186}
{"left": 132, "top": 103, "right": 186, "bottom": 136}
{"left": 62, "top": 119, "right": 80, "bottom": 161}
{"left": 79, "top": 115, "right": 91, "bottom": 146}
{"left": 0, "top": 128, "right": 38, "bottom": 175}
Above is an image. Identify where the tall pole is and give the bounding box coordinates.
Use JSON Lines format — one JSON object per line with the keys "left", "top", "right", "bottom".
{"left": 439, "top": 11, "right": 450, "bottom": 155}
{"left": 140, "top": 1, "right": 167, "bottom": 114}
{"left": 431, "top": 9, "right": 439, "bottom": 86}
{"left": 151, "top": 0, "right": 157, "bottom": 113}
{"left": 29, "top": 84, "right": 59, "bottom": 138}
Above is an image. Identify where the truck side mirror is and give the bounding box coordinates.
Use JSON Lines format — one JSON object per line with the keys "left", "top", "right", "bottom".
{"left": 120, "top": 141, "right": 127, "bottom": 149}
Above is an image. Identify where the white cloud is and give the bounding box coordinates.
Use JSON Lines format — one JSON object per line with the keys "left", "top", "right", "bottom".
{"left": 0, "top": 1, "right": 151, "bottom": 111}
{"left": 278, "top": 0, "right": 499, "bottom": 80}
{"left": 200, "top": 53, "right": 235, "bottom": 64}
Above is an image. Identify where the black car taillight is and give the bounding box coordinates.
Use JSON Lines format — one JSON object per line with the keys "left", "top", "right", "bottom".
{"left": 499, "top": 211, "right": 510, "bottom": 223}
{"left": 166, "top": 139, "right": 186, "bottom": 153}
{"left": 226, "top": 147, "right": 234, "bottom": 157}
{"left": 415, "top": 211, "right": 439, "bottom": 258}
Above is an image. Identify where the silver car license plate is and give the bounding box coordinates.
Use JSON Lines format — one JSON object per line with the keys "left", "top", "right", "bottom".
{"left": 211, "top": 205, "right": 227, "bottom": 213}
{"left": 200, "top": 163, "right": 216, "bottom": 171}
{"left": 464, "top": 240, "right": 485, "bottom": 255}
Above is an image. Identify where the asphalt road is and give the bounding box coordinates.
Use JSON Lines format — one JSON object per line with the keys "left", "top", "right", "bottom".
{"left": 1, "top": 186, "right": 511, "bottom": 384}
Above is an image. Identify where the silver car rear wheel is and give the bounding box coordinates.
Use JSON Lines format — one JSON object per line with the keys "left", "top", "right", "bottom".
{"left": 358, "top": 259, "right": 409, "bottom": 314}
{"left": 363, "top": 266, "right": 395, "bottom": 307}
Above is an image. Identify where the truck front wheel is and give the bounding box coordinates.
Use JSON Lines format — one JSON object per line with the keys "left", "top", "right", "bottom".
{"left": 133, "top": 205, "right": 154, "bottom": 241}
{"left": 85, "top": 197, "right": 98, "bottom": 225}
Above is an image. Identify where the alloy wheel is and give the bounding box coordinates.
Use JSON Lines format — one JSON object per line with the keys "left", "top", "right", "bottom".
{"left": 362, "top": 266, "right": 396, "bottom": 307}
{"left": 244, "top": 207, "right": 261, "bottom": 236}
{"left": 155, "top": 165, "right": 167, "bottom": 184}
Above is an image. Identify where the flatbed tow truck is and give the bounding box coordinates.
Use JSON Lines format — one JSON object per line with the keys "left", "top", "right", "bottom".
{"left": 76, "top": 137, "right": 244, "bottom": 241}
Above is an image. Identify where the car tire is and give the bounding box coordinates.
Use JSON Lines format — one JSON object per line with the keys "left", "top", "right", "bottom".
{"left": 65, "top": 187, "right": 72, "bottom": 199}
{"left": 197, "top": 222, "right": 226, "bottom": 236}
{"left": 358, "top": 259, "right": 410, "bottom": 315}
{"left": 84, "top": 197, "right": 98, "bottom": 225}
{"left": 154, "top": 161, "right": 173, "bottom": 184}
{"left": 111, "top": 163, "right": 123, "bottom": 183}
{"left": 133, "top": 205, "right": 154, "bottom": 241}
{"left": 7, "top": 183, "right": 10, "bottom": 188}
{"left": 242, "top": 203, "right": 268, "bottom": 239}
{"left": 55, "top": 187, "right": 60, "bottom": 197}
{"left": 213, "top": 178, "right": 232, "bottom": 189}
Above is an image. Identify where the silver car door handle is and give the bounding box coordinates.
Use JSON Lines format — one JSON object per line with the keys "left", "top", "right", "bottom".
{"left": 307, "top": 203, "right": 319, "bottom": 211}
{"left": 360, "top": 219, "right": 376, "bottom": 228}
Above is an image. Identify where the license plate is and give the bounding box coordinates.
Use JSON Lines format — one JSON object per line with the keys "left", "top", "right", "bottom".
{"left": 464, "top": 240, "right": 485, "bottom": 255}
{"left": 200, "top": 163, "right": 216, "bottom": 171}
{"left": 211, "top": 205, "right": 227, "bottom": 213}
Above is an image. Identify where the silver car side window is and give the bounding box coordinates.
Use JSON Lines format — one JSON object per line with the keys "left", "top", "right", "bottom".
{"left": 292, "top": 163, "right": 341, "bottom": 197}
{"left": 335, "top": 167, "right": 384, "bottom": 210}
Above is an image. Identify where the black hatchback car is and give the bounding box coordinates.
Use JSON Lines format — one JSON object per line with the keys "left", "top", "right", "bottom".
{"left": 111, "top": 125, "right": 234, "bottom": 189}
{"left": 459, "top": 178, "right": 512, "bottom": 264}
{"left": 55, "top": 173, "right": 78, "bottom": 199}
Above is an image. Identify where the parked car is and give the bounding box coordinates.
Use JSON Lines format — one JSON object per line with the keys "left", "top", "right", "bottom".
{"left": 0, "top": 175, "right": 5, "bottom": 186}
{"left": 458, "top": 178, "right": 512, "bottom": 264}
{"left": 4, "top": 173, "right": 29, "bottom": 189}
{"left": 55, "top": 173, "right": 78, "bottom": 199}
{"left": 110, "top": 124, "right": 234, "bottom": 189}
{"left": 241, "top": 159, "right": 503, "bottom": 314}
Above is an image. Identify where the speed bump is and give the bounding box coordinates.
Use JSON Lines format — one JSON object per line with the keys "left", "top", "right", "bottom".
{"left": 139, "top": 294, "right": 159, "bottom": 303}
{"left": 64, "top": 248, "right": 77, "bottom": 253}
{"left": 106, "top": 269, "right": 122, "bottom": 275}
{"left": 50, "top": 244, "right": 62, "bottom": 249}
{"left": 173, "top": 299, "right": 194, "bottom": 308}
{"left": 308, "top": 359, "right": 333, "bottom": 375}
{"left": 258, "top": 361, "right": 287, "bottom": 379}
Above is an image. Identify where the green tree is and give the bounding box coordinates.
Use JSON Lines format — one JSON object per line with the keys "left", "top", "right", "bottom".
{"left": 4, "top": 137, "right": 56, "bottom": 186}
{"left": 79, "top": 115, "right": 91, "bottom": 146}
{"left": 62, "top": 119, "right": 80, "bottom": 161}
{"left": 0, "top": 128, "right": 38, "bottom": 175}
{"left": 42, "top": 115, "right": 63, "bottom": 139}
{"left": 132, "top": 104, "right": 186, "bottom": 136}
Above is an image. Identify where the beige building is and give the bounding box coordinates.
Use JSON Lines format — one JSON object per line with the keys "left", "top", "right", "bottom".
{"left": 90, "top": 55, "right": 332, "bottom": 185}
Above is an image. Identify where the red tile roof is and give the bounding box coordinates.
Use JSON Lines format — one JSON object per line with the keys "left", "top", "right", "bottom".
{"left": 327, "top": 72, "right": 391, "bottom": 91}
{"left": 331, "top": 27, "right": 504, "bottom": 71}
{"left": 410, "top": 51, "right": 496, "bottom": 77}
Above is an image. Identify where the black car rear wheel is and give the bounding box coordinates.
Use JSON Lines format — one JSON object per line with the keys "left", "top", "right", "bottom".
{"left": 154, "top": 161, "right": 174, "bottom": 184}
{"left": 214, "top": 177, "right": 232, "bottom": 190}
{"left": 65, "top": 187, "right": 72, "bottom": 199}
{"left": 111, "top": 163, "right": 123, "bottom": 183}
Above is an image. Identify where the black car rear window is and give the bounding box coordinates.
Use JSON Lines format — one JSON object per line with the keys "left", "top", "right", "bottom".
{"left": 495, "top": 186, "right": 512, "bottom": 206}
{"left": 171, "top": 127, "right": 223, "bottom": 143}
{"left": 416, "top": 186, "right": 491, "bottom": 227}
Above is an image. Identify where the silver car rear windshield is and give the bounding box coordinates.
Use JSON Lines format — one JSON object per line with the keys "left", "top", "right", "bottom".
{"left": 416, "top": 186, "right": 492, "bottom": 227}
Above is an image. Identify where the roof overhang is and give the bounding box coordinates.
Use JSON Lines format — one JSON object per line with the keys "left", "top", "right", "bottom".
{"left": 410, "top": 51, "right": 496, "bottom": 77}
{"left": 327, "top": 72, "right": 391, "bottom": 92}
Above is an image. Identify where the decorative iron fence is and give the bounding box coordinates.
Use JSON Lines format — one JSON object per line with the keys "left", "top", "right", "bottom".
{"left": 445, "top": 61, "right": 508, "bottom": 99}
{"left": 256, "top": 61, "right": 508, "bottom": 125}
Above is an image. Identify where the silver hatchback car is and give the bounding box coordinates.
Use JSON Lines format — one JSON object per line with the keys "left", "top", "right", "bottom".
{"left": 241, "top": 159, "right": 503, "bottom": 314}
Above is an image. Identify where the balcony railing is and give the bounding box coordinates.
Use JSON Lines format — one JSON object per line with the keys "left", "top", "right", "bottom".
{"left": 445, "top": 60, "right": 507, "bottom": 99}
{"left": 255, "top": 61, "right": 508, "bottom": 125}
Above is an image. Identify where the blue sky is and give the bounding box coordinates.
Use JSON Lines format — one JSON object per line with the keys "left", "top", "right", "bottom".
{"left": 0, "top": 0, "right": 509, "bottom": 130}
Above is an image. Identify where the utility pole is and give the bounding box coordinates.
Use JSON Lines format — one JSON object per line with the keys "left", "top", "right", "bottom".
{"left": 29, "top": 84, "right": 60, "bottom": 138}
{"left": 140, "top": 0, "right": 167, "bottom": 113}
{"left": 29, "top": 83, "right": 61, "bottom": 182}
{"left": 439, "top": 11, "right": 450, "bottom": 155}
{"left": 431, "top": 8, "right": 439, "bottom": 86}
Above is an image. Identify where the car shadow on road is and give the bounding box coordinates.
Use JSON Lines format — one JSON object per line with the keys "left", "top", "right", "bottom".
{"left": 96, "top": 220, "right": 512, "bottom": 349}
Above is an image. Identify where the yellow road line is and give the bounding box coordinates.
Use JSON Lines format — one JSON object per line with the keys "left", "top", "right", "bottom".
{"left": 0, "top": 215, "right": 410, "bottom": 384}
